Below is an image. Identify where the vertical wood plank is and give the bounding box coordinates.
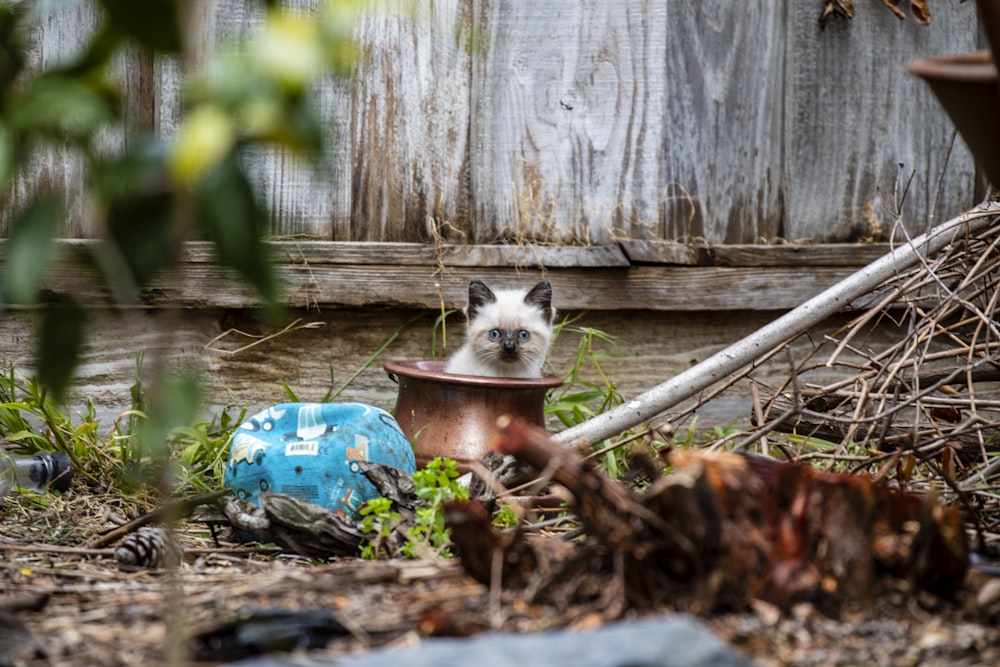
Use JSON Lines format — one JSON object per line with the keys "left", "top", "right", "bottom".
{"left": 782, "top": 3, "right": 980, "bottom": 242}
{"left": 469, "top": 0, "right": 669, "bottom": 244}
{"left": 660, "top": 0, "right": 785, "bottom": 243}
{"left": 348, "top": 0, "right": 473, "bottom": 242}
{"left": 3, "top": 0, "right": 125, "bottom": 238}
{"left": 13, "top": 1, "right": 96, "bottom": 238}
{"left": 247, "top": 0, "right": 354, "bottom": 239}
{"left": 155, "top": 0, "right": 355, "bottom": 239}
{"left": 0, "top": 1, "right": 991, "bottom": 247}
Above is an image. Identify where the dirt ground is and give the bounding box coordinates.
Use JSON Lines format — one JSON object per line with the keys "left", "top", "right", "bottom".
{"left": 2, "top": 499, "right": 1000, "bottom": 667}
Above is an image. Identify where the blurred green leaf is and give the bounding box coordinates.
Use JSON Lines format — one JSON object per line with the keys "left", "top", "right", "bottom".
{"left": 98, "top": 137, "right": 180, "bottom": 288}
{"left": 188, "top": 58, "right": 326, "bottom": 161}
{"left": 106, "top": 192, "right": 178, "bottom": 290}
{"left": 7, "top": 74, "right": 117, "bottom": 140}
{"left": 0, "top": 121, "right": 14, "bottom": 192}
{"left": 0, "top": 5, "right": 28, "bottom": 109}
{"left": 256, "top": 8, "right": 324, "bottom": 92}
{"left": 152, "top": 372, "right": 203, "bottom": 431}
{"left": 187, "top": 57, "right": 266, "bottom": 110}
{"left": 321, "top": 0, "right": 361, "bottom": 76}
{"left": 168, "top": 105, "right": 235, "bottom": 183}
{"left": 4, "top": 195, "right": 63, "bottom": 305}
{"left": 240, "top": 96, "right": 327, "bottom": 165}
{"left": 61, "top": 26, "right": 125, "bottom": 77}
{"left": 274, "top": 97, "right": 326, "bottom": 159}
{"left": 195, "top": 151, "right": 279, "bottom": 311}
{"left": 36, "top": 295, "right": 86, "bottom": 402}
{"left": 130, "top": 370, "right": 204, "bottom": 488}
{"left": 98, "top": 0, "right": 182, "bottom": 53}
{"left": 96, "top": 136, "right": 169, "bottom": 201}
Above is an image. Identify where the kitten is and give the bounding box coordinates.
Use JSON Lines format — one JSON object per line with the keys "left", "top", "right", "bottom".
{"left": 445, "top": 279, "right": 556, "bottom": 378}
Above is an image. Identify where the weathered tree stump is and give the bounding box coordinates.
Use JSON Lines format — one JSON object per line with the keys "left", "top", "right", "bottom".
{"left": 446, "top": 416, "right": 969, "bottom": 614}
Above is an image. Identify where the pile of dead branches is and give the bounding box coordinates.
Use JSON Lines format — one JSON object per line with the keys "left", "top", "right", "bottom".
{"left": 740, "top": 219, "right": 1000, "bottom": 555}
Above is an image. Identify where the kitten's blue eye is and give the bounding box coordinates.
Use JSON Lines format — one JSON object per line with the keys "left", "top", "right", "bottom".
{"left": 517, "top": 330, "right": 530, "bottom": 341}
{"left": 488, "top": 329, "right": 502, "bottom": 341}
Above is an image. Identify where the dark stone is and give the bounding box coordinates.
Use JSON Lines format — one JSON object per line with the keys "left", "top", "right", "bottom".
{"left": 226, "top": 614, "right": 754, "bottom": 667}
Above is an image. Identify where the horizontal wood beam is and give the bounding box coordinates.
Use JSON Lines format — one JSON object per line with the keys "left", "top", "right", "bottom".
{"left": 620, "top": 240, "right": 892, "bottom": 267}
{"left": 179, "top": 241, "right": 633, "bottom": 268}
{"left": 1, "top": 240, "right": 892, "bottom": 312}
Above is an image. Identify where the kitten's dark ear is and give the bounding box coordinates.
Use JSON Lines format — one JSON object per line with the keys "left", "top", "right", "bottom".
{"left": 466, "top": 279, "right": 496, "bottom": 318}
{"left": 524, "top": 280, "right": 554, "bottom": 322}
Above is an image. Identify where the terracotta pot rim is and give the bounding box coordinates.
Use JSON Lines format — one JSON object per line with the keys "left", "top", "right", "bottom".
{"left": 384, "top": 359, "right": 564, "bottom": 389}
{"left": 907, "top": 50, "right": 998, "bottom": 82}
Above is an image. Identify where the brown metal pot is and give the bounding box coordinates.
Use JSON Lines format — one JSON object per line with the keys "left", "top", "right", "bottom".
{"left": 908, "top": 0, "right": 1000, "bottom": 189}
{"left": 384, "top": 360, "right": 563, "bottom": 468}
{"left": 907, "top": 50, "right": 1000, "bottom": 190}
{"left": 975, "top": 0, "right": 1000, "bottom": 72}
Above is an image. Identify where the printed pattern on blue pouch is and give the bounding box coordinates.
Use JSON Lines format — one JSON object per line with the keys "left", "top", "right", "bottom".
{"left": 224, "top": 402, "right": 416, "bottom": 519}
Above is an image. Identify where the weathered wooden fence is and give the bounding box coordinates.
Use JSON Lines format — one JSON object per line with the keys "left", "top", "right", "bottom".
{"left": 1, "top": 0, "right": 984, "bottom": 245}
{"left": 0, "top": 0, "right": 988, "bottom": 426}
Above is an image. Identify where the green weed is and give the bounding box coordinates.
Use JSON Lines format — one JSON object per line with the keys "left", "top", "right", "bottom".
{"left": 358, "top": 497, "right": 401, "bottom": 560}
{"left": 491, "top": 503, "right": 519, "bottom": 529}
{"left": 0, "top": 358, "right": 242, "bottom": 497}
{"left": 545, "top": 320, "right": 631, "bottom": 476}
{"left": 359, "top": 457, "right": 468, "bottom": 560}
{"left": 0, "top": 361, "right": 113, "bottom": 488}
{"left": 432, "top": 308, "right": 460, "bottom": 360}
{"left": 169, "top": 405, "right": 245, "bottom": 491}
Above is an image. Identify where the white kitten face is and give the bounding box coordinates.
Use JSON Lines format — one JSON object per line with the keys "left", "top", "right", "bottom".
{"left": 466, "top": 290, "right": 551, "bottom": 370}
{"left": 445, "top": 279, "right": 556, "bottom": 378}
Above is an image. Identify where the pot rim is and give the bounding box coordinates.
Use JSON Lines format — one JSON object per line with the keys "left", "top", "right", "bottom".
{"left": 907, "top": 50, "right": 998, "bottom": 82}
{"left": 384, "top": 359, "right": 564, "bottom": 389}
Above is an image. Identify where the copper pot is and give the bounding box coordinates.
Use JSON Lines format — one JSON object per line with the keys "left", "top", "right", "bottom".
{"left": 909, "top": 0, "right": 1000, "bottom": 192}
{"left": 975, "top": 0, "right": 1000, "bottom": 72}
{"left": 384, "top": 360, "right": 563, "bottom": 468}
{"left": 908, "top": 50, "right": 1000, "bottom": 189}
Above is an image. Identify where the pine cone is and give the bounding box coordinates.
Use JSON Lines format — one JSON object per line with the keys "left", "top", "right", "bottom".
{"left": 115, "top": 526, "right": 183, "bottom": 569}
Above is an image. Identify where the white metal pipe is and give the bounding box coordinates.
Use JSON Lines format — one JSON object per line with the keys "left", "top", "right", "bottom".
{"left": 552, "top": 204, "right": 1000, "bottom": 448}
